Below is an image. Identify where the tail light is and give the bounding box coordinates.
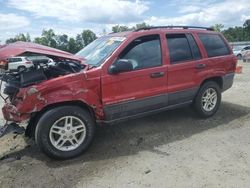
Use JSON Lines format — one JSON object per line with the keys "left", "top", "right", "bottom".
{"left": 0, "top": 60, "right": 7, "bottom": 70}
{"left": 25, "top": 61, "right": 32, "bottom": 64}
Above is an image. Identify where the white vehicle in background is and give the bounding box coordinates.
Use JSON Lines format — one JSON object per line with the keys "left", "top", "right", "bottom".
{"left": 27, "top": 56, "right": 55, "bottom": 66}
{"left": 233, "top": 46, "right": 243, "bottom": 59}
{"left": 233, "top": 45, "right": 250, "bottom": 60}
{"left": 7, "top": 56, "right": 33, "bottom": 71}
{"left": 241, "top": 46, "right": 250, "bottom": 58}
{"left": 243, "top": 51, "right": 250, "bottom": 62}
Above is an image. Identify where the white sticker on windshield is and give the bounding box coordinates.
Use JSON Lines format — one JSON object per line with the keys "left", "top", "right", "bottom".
{"left": 110, "top": 37, "right": 126, "bottom": 42}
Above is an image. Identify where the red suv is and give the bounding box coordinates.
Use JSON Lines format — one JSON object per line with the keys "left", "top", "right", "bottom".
{"left": 0, "top": 26, "right": 236, "bottom": 159}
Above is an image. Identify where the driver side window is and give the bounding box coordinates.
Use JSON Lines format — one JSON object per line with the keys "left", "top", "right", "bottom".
{"left": 118, "top": 35, "right": 162, "bottom": 70}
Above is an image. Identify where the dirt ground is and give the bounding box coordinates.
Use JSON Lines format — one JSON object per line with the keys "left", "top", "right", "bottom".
{"left": 0, "top": 61, "right": 250, "bottom": 188}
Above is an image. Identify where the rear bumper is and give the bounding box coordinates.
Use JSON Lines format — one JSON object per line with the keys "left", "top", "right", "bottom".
{"left": 222, "top": 73, "right": 235, "bottom": 92}
{"left": 2, "top": 103, "right": 30, "bottom": 122}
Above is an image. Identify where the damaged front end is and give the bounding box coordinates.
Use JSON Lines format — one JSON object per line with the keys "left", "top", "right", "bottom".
{"left": 0, "top": 60, "right": 87, "bottom": 137}
{"left": 0, "top": 42, "right": 88, "bottom": 138}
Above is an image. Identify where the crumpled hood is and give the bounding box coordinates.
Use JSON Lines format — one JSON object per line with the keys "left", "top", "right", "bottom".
{"left": 0, "top": 41, "right": 84, "bottom": 62}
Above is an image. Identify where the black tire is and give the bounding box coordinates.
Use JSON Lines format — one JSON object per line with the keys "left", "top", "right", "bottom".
{"left": 18, "top": 66, "right": 26, "bottom": 72}
{"left": 237, "top": 54, "right": 242, "bottom": 60}
{"left": 193, "top": 81, "right": 221, "bottom": 118}
{"left": 35, "top": 106, "right": 95, "bottom": 159}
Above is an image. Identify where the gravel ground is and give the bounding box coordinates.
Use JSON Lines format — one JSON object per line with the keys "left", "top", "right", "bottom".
{"left": 0, "top": 61, "right": 250, "bottom": 188}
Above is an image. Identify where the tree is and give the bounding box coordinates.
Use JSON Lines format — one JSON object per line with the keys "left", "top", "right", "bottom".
{"left": 75, "top": 34, "right": 84, "bottom": 51}
{"left": 112, "top": 25, "right": 130, "bottom": 33}
{"left": 34, "top": 29, "right": 57, "bottom": 48}
{"left": 5, "top": 33, "right": 31, "bottom": 44}
{"left": 81, "top": 30, "right": 97, "bottom": 46}
{"left": 112, "top": 22, "right": 151, "bottom": 33}
{"left": 243, "top": 20, "right": 250, "bottom": 41}
{"left": 75, "top": 30, "right": 97, "bottom": 50}
{"left": 56, "top": 34, "right": 69, "bottom": 51}
{"left": 243, "top": 19, "right": 250, "bottom": 28}
{"left": 67, "top": 38, "right": 80, "bottom": 53}
{"left": 212, "top": 24, "right": 224, "bottom": 32}
{"left": 223, "top": 26, "right": 249, "bottom": 42}
{"left": 133, "top": 22, "right": 150, "bottom": 30}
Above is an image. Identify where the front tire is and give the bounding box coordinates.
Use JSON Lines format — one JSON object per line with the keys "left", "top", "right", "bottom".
{"left": 35, "top": 106, "right": 95, "bottom": 159}
{"left": 193, "top": 81, "right": 221, "bottom": 118}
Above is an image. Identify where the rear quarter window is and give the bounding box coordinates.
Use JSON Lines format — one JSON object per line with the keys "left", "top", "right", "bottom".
{"left": 198, "top": 34, "right": 230, "bottom": 57}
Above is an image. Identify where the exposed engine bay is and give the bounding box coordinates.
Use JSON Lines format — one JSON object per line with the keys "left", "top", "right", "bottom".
{"left": 1, "top": 57, "right": 85, "bottom": 101}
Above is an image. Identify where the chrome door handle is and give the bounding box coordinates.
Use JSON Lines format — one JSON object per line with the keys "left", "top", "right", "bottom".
{"left": 150, "top": 72, "right": 165, "bottom": 78}
{"left": 196, "top": 63, "right": 206, "bottom": 69}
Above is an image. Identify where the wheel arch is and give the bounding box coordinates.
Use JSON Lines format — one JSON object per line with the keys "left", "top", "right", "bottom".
{"left": 200, "top": 76, "right": 223, "bottom": 90}
{"left": 25, "top": 100, "right": 95, "bottom": 138}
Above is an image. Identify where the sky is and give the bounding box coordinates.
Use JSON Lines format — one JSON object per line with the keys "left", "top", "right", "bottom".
{"left": 0, "top": 0, "right": 250, "bottom": 43}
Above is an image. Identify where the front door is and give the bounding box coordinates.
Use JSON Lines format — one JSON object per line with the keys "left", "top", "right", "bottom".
{"left": 101, "top": 34, "right": 168, "bottom": 121}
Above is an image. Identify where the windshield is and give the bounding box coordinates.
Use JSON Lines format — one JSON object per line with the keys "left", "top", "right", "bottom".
{"left": 76, "top": 36, "right": 126, "bottom": 66}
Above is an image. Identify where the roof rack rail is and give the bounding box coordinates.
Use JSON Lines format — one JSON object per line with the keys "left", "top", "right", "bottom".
{"left": 135, "top": 26, "right": 214, "bottom": 32}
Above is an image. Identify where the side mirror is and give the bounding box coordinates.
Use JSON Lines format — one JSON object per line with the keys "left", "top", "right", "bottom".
{"left": 108, "top": 59, "right": 133, "bottom": 74}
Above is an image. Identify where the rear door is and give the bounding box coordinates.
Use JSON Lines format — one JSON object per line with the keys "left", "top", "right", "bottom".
{"left": 166, "top": 33, "right": 203, "bottom": 105}
{"left": 101, "top": 34, "right": 168, "bottom": 121}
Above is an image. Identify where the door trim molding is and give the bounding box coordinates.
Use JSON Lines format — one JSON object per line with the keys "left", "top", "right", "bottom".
{"left": 103, "top": 87, "right": 199, "bottom": 121}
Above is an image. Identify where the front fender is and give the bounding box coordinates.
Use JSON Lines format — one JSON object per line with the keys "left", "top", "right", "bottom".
{"left": 19, "top": 87, "right": 102, "bottom": 119}
{"left": 4, "top": 73, "right": 103, "bottom": 122}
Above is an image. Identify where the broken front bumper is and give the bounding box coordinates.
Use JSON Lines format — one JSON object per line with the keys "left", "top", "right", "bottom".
{"left": 0, "top": 122, "right": 25, "bottom": 138}
{"left": 0, "top": 104, "right": 27, "bottom": 138}
{"left": 2, "top": 103, "right": 30, "bottom": 122}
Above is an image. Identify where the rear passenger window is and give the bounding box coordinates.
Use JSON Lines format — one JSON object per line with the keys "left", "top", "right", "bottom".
{"left": 166, "top": 34, "right": 200, "bottom": 64}
{"left": 244, "top": 46, "right": 250, "bottom": 50}
{"left": 198, "top": 34, "right": 230, "bottom": 57}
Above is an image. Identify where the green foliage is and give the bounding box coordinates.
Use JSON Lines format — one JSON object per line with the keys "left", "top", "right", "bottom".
{"left": 133, "top": 22, "right": 150, "bottom": 30}
{"left": 112, "top": 25, "right": 130, "bottom": 33}
{"left": 221, "top": 19, "right": 250, "bottom": 42}
{"left": 212, "top": 24, "right": 224, "bottom": 32}
{"left": 67, "top": 38, "right": 79, "bottom": 54}
{"left": 223, "top": 27, "right": 249, "bottom": 42}
{"left": 34, "top": 29, "right": 57, "bottom": 48}
{"left": 81, "top": 30, "right": 97, "bottom": 46}
{"left": 24, "top": 29, "right": 97, "bottom": 54}
{"left": 5, "top": 20, "right": 250, "bottom": 53}
{"left": 5, "top": 33, "right": 31, "bottom": 44}
{"left": 111, "top": 22, "right": 151, "bottom": 33}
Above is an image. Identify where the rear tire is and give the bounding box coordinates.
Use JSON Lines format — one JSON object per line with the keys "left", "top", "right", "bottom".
{"left": 17, "top": 66, "right": 26, "bottom": 72}
{"left": 193, "top": 81, "right": 221, "bottom": 118}
{"left": 35, "top": 106, "right": 95, "bottom": 159}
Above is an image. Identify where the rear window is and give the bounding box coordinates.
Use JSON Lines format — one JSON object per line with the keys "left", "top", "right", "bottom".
{"left": 198, "top": 34, "right": 230, "bottom": 57}
{"left": 8, "top": 58, "right": 22, "bottom": 63}
{"left": 243, "top": 46, "right": 250, "bottom": 50}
